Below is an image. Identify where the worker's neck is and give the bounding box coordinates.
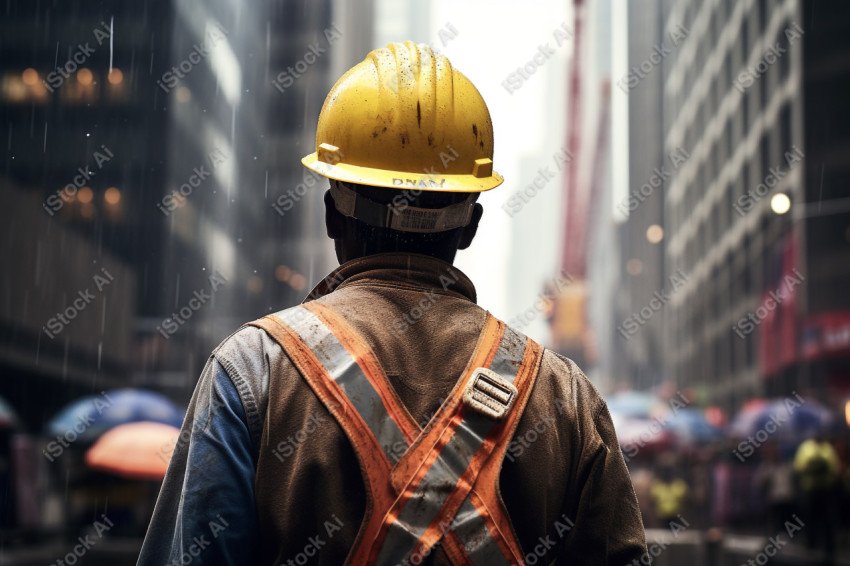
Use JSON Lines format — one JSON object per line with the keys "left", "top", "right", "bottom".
{"left": 335, "top": 245, "right": 458, "bottom": 266}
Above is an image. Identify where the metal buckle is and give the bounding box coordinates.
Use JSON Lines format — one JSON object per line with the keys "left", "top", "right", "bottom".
{"left": 463, "top": 367, "right": 518, "bottom": 420}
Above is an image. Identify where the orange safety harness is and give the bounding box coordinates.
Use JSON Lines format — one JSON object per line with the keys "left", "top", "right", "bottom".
{"left": 250, "top": 302, "right": 543, "bottom": 565}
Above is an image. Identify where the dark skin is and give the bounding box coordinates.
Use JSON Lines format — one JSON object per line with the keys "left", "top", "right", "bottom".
{"left": 323, "top": 182, "right": 484, "bottom": 265}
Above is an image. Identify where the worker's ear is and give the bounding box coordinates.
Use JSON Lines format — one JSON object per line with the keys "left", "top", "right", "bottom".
{"left": 324, "top": 187, "right": 343, "bottom": 240}
{"left": 457, "top": 203, "right": 483, "bottom": 250}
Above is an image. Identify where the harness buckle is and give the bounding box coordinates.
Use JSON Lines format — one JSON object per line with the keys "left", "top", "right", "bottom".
{"left": 463, "top": 367, "right": 518, "bottom": 420}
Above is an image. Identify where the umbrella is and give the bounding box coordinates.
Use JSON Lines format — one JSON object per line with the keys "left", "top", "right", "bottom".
{"left": 663, "top": 408, "right": 723, "bottom": 445}
{"left": 606, "top": 391, "right": 665, "bottom": 419}
{"left": 85, "top": 421, "right": 180, "bottom": 480}
{"left": 728, "top": 398, "right": 769, "bottom": 438}
{"left": 729, "top": 397, "right": 833, "bottom": 441}
{"left": 611, "top": 415, "right": 674, "bottom": 454}
{"left": 0, "top": 396, "right": 19, "bottom": 429}
{"left": 48, "top": 389, "right": 184, "bottom": 443}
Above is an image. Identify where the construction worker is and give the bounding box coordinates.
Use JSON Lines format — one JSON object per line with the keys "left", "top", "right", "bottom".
{"left": 139, "top": 41, "right": 646, "bottom": 565}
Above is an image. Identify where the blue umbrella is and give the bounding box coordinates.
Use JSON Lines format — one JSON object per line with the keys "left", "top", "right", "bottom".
{"left": 730, "top": 398, "right": 833, "bottom": 441}
{"left": 753, "top": 399, "right": 833, "bottom": 440}
{"left": 663, "top": 408, "right": 723, "bottom": 445}
{"left": 47, "top": 389, "right": 184, "bottom": 443}
{"left": 0, "top": 396, "right": 19, "bottom": 428}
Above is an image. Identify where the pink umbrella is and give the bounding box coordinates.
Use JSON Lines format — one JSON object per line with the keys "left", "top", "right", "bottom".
{"left": 85, "top": 421, "right": 179, "bottom": 480}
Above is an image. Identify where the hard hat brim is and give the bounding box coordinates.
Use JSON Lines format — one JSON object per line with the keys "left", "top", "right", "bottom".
{"left": 301, "top": 152, "right": 504, "bottom": 193}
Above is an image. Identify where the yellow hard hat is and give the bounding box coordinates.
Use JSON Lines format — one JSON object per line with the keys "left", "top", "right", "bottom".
{"left": 302, "top": 41, "right": 503, "bottom": 193}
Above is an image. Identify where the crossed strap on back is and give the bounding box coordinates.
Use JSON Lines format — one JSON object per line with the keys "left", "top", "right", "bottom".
{"left": 249, "top": 301, "right": 543, "bottom": 566}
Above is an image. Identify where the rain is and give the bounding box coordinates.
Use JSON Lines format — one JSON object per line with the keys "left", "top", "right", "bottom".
{"left": 1, "top": 0, "right": 850, "bottom": 564}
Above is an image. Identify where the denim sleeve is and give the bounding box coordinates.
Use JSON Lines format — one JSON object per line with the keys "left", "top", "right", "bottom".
{"left": 138, "top": 357, "right": 258, "bottom": 565}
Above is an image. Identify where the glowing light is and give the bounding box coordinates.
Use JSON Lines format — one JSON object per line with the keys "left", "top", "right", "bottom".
{"left": 274, "top": 265, "right": 291, "bottom": 282}
{"left": 80, "top": 203, "right": 95, "bottom": 219}
{"left": 626, "top": 258, "right": 643, "bottom": 276}
{"left": 107, "top": 68, "right": 124, "bottom": 85}
{"left": 247, "top": 276, "right": 264, "bottom": 294}
{"left": 77, "top": 187, "right": 94, "bottom": 204}
{"left": 290, "top": 274, "right": 307, "bottom": 291}
{"left": 176, "top": 86, "right": 192, "bottom": 103}
{"left": 104, "top": 187, "right": 121, "bottom": 205}
{"left": 22, "top": 68, "right": 39, "bottom": 86}
{"left": 77, "top": 68, "right": 94, "bottom": 86}
{"left": 771, "top": 193, "right": 791, "bottom": 215}
{"left": 845, "top": 400, "right": 850, "bottom": 428}
{"left": 646, "top": 224, "right": 664, "bottom": 244}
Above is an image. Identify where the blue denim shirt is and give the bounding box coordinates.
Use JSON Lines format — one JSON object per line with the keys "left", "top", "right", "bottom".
{"left": 138, "top": 358, "right": 258, "bottom": 565}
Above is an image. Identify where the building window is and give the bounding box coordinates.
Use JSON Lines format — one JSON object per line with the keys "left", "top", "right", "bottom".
{"left": 725, "top": 52, "right": 733, "bottom": 93}
{"left": 760, "top": 132, "right": 771, "bottom": 181}
{"left": 778, "top": 29, "right": 791, "bottom": 81}
{"left": 759, "top": 0, "right": 769, "bottom": 33}
{"left": 780, "top": 102, "right": 792, "bottom": 152}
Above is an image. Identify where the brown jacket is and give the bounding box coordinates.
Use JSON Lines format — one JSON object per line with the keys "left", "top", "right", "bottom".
{"left": 236, "top": 253, "right": 646, "bottom": 564}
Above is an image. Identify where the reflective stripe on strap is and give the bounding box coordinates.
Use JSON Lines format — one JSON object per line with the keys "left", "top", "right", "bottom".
{"left": 263, "top": 305, "right": 533, "bottom": 566}
{"left": 374, "top": 325, "right": 528, "bottom": 566}
{"left": 276, "top": 306, "right": 409, "bottom": 465}
{"left": 452, "top": 498, "right": 511, "bottom": 566}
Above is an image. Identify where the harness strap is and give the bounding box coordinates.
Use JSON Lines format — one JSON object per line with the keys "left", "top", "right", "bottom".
{"left": 249, "top": 303, "right": 542, "bottom": 566}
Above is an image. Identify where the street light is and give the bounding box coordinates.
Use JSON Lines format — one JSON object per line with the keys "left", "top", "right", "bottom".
{"left": 646, "top": 224, "right": 664, "bottom": 244}
{"left": 771, "top": 193, "right": 791, "bottom": 215}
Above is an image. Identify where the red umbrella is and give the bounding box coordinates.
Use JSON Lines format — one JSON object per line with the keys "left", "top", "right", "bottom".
{"left": 85, "top": 421, "right": 179, "bottom": 480}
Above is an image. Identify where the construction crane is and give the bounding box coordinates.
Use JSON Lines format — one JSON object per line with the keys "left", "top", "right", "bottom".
{"left": 548, "top": 0, "right": 610, "bottom": 368}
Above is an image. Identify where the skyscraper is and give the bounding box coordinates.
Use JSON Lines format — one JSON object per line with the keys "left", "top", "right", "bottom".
{"left": 661, "top": 0, "right": 850, "bottom": 409}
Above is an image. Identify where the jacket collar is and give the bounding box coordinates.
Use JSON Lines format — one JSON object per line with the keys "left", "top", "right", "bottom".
{"left": 305, "top": 253, "right": 477, "bottom": 303}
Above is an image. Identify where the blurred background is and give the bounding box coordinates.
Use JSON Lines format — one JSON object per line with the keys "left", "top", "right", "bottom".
{"left": 1, "top": 0, "right": 850, "bottom": 563}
